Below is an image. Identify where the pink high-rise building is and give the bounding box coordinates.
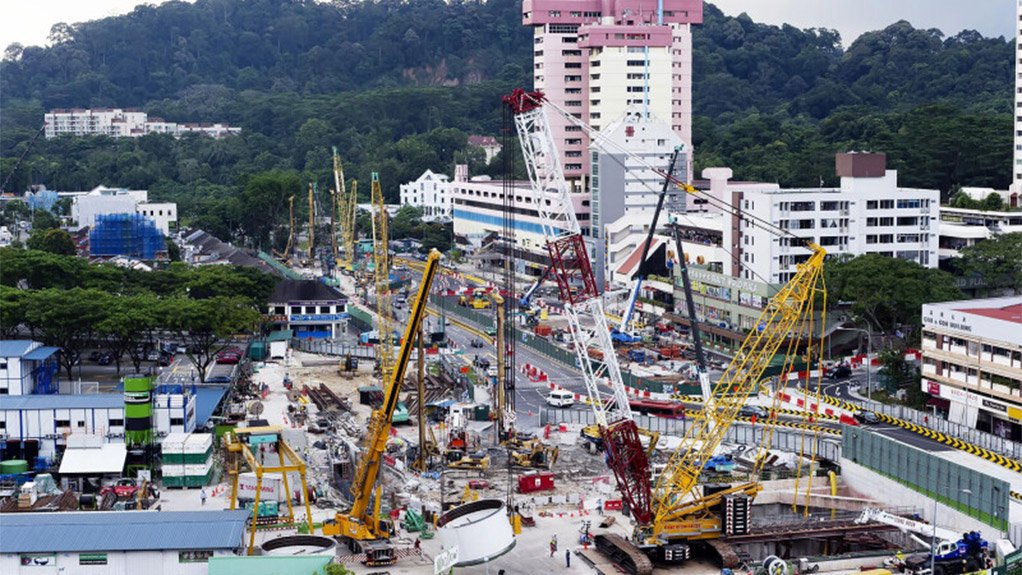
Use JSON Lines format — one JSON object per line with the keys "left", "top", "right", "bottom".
{"left": 523, "top": 0, "right": 702, "bottom": 184}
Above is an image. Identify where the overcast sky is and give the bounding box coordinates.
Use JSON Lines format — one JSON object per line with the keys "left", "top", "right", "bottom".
{"left": 1, "top": 0, "right": 1016, "bottom": 51}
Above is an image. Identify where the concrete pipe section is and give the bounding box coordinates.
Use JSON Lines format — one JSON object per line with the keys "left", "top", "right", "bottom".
{"left": 261, "top": 535, "right": 337, "bottom": 556}
{"left": 437, "top": 499, "right": 516, "bottom": 566}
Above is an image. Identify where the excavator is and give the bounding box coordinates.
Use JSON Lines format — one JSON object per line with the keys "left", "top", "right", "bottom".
{"left": 321, "top": 249, "right": 442, "bottom": 563}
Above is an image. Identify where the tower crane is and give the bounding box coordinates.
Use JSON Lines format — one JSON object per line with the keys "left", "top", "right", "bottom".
{"left": 504, "top": 89, "right": 652, "bottom": 525}
{"left": 370, "top": 173, "right": 394, "bottom": 380}
{"left": 322, "top": 250, "right": 442, "bottom": 563}
{"left": 506, "top": 89, "right": 828, "bottom": 572}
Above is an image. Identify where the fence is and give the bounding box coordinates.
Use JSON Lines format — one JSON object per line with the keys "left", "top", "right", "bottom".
{"left": 858, "top": 399, "right": 1022, "bottom": 460}
{"left": 291, "top": 339, "right": 375, "bottom": 359}
{"left": 540, "top": 408, "right": 841, "bottom": 462}
{"left": 842, "top": 424, "right": 1010, "bottom": 532}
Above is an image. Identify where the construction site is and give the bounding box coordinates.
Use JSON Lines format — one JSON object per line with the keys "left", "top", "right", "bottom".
{"left": 216, "top": 89, "right": 1020, "bottom": 575}
{"left": 6, "top": 89, "right": 1018, "bottom": 575}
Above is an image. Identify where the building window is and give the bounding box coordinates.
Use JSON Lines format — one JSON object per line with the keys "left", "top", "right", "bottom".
{"left": 56, "top": 419, "right": 71, "bottom": 428}
{"left": 171, "top": 417, "right": 184, "bottom": 426}
{"left": 626, "top": 60, "right": 646, "bottom": 66}
{"left": 548, "top": 24, "right": 579, "bottom": 34}
{"left": 109, "top": 419, "right": 124, "bottom": 427}
{"left": 0, "top": 360, "right": 6, "bottom": 370}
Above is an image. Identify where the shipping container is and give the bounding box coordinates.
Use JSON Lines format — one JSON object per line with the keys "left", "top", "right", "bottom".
{"left": 517, "top": 472, "right": 555, "bottom": 494}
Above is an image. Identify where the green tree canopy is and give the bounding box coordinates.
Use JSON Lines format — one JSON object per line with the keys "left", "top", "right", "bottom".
{"left": 958, "top": 233, "right": 1022, "bottom": 293}
{"left": 26, "top": 228, "right": 76, "bottom": 255}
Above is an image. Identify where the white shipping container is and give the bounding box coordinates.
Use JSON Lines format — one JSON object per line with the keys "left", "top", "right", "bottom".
{"left": 236, "top": 472, "right": 283, "bottom": 501}
{"left": 184, "top": 433, "right": 213, "bottom": 453}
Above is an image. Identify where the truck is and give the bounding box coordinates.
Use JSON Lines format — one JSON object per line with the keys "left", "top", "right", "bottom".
{"left": 855, "top": 508, "right": 990, "bottom": 575}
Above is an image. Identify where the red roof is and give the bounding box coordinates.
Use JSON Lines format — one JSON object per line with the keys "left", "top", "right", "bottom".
{"left": 956, "top": 303, "right": 1022, "bottom": 324}
{"left": 468, "top": 135, "right": 499, "bottom": 147}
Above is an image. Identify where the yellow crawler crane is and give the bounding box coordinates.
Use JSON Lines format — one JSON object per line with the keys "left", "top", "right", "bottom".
{"left": 370, "top": 172, "right": 394, "bottom": 380}
{"left": 322, "top": 250, "right": 442, "bottom": 560}
{"left": 641, "top": 242, "right": 826, "bottom": 561}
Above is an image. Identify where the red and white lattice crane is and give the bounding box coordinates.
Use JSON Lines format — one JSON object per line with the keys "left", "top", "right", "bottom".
{"left": 503, "top": 89, "right": 653, "bottom": 524}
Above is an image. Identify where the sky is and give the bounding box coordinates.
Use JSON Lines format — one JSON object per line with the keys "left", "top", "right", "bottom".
{"left": 1, "top": 0, "right": 1016, "bottom": 51}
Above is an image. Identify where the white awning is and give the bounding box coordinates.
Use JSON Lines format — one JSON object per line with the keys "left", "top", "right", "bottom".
{"left": 59, "top": 443, "right": 127, "bottom": 475}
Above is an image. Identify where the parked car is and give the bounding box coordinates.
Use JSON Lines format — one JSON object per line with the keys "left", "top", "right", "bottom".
{"left": 827, "top": 365, "right": 852, "bottom": 380}
{"left": 546, "top": 389, "right": 575, "bottom": 408}
{"left": 157, "top": 354, "right": 172, "bottom": 367}
{"left": 100, "top": 478, "right": 138, "bottom": 499}
{"left": 97, "top": 352, "right": 114, "bottom": 366}
{"left": 88, "top": 351, "right": 103, "bottom": 361}
{"left": 146, "top": 350, "right": 161, "bottom": 361}
{"left": 470, "top": 339, "right": 485, "bottom": 348}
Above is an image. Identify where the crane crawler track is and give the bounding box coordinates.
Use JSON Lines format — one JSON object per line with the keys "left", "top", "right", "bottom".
{"left": 594, "top": 534, "right": 653, "bottom": 575}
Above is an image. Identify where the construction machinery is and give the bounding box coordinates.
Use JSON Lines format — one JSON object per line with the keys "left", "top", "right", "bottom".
{"left": 273, "top": 195, "right": 296, "bottom": 262}
{"left": 504, "top": 89, "right": 652, "bottom": 529}
{"left": 855, "top": 509, "right": 990, "bottom": 575}
{"left": 508, "top": 436, "right": 558, "bottom": 469}
{"left": 321, "top": 249, "right": 442, "bottom": 555}
{"left": 507, "top": 89, "right": 828, "bottom": 572}
{"left": 224, "top": 426, "right": 315, "bottom": 555}
{"left": 370, "top": 172, "right": 394, "bottom": 380}
{"left": 307, "top": 182, "right": 316, "bottom": 264}
{"left": 331, "top": 147, "right": 346, "bottom": 264}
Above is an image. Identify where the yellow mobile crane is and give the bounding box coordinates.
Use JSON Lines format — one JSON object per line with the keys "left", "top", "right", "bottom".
{"left": 322, "top": 249, "right": 442, "bottom": 559}
{"left": 370, "top": 173, "right": 394, "bottom": 379}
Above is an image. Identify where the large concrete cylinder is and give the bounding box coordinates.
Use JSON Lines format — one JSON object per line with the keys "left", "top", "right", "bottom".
{"left": 437, "top": 499, "right": 516, "bottom": 566}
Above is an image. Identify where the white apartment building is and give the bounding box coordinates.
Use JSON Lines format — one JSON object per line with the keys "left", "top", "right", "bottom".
{"left": 921, "top": 296, "right": 1022, "bottom": 440}
{"left": 44, "top": 108, "right": 239, "bottom": 139}
{"left": 590, "top": 107, "right": 686, "bottom": 289}
{"left": 70, "top": 186, "right": 177, "bottom": 234}
{"left": 732, "top": 153, "right": 939, "bottom": 283}
{"left": 524, "top": 0, "right": 701, "bottom": 182}
{"left": 399, "top": 169, "right": 452, "bottom": 222}
{"left": 451, "top": 168, "right": 590, "bottom": 276}
{"left": 938, "top": 205, "right": 1022, "bottom": 259}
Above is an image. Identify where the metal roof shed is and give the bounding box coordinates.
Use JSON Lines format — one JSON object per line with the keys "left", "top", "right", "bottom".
{"left": 58, "top": 443, "right": 127, "bottom": 476}
{"left": 0, "top": 510, "right": 249, "bottom": 553}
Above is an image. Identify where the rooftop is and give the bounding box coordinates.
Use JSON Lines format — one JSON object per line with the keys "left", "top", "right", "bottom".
{"left": 0, "top": 340, "right": 34, "bottom": 358}
{"left": 268, "top": 279, "right": 346, "bottom": 303}
{"left": 0, "top": 394, "right": 124, "bottom": 411}
{"left": 0, "top": 510, "right": 249, "bottom": 553}
{"left": 955, "top": 302, "right": 1022, "bottom": 325}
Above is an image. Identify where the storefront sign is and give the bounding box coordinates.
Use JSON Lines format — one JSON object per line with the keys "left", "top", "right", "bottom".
{"left": 289, "top": 313, "right": 346, "bottom": 322}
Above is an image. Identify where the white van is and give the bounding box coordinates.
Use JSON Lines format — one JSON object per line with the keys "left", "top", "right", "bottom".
{"left": 545, "top": 389, "right": 575, "bottom": 408}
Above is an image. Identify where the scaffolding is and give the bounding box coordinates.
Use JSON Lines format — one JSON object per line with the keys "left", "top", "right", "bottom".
{"left": 89, "top": 213, "right": 165, "bottom": 260}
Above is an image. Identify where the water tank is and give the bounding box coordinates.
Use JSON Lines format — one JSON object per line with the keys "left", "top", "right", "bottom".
{"left": 0, "top": 460, "right": 29, "bottom": 474}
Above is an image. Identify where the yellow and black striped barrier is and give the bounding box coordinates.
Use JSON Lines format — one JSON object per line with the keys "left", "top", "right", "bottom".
{"left": 873, "top": 413, "right": 1022, "bottom": 474}
{"left": 1010, "top": 491, "right": 1022, "bottom": 503}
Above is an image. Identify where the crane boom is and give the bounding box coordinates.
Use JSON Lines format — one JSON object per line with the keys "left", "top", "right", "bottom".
{"left": 618, "top": 148, "right": 682, "bottom": 335}
{"left": 670, "top": 221, "right": 712, "bottom": 402}
{"left": 370, "top": 173, "right": 394, "bottom": 380}
{"left": 504, "top": 88, "right": 652, "bottom": 524}
{"left": 324, "top": 250, "right": 442, "bottom": 541}
{"left": 651, "top": 241, "right": 825, "bottom": 535}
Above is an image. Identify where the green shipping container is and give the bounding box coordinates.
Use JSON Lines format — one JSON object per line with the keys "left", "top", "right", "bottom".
{"left": 162, "top": 447, "right": 213, "bottom": 464}
{"left": 473, "top": 404, "right": 490, "bottom": 421}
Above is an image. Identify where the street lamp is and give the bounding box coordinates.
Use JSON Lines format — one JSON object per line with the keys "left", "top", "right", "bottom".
{"left": 836, "top": 325, "right": 873, "bottom": 401}
{"left": 931, "top": 488, "right": 972, "bottom": 575}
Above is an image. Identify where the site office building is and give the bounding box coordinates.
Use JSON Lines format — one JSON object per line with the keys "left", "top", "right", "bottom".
{"left": 524, "top": 0, "right": 702, "bottom": 184}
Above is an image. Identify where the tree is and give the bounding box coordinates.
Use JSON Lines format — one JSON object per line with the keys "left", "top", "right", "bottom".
{"left": 26, "top": 228, "right": 76, "bottom": 255}
{"left": 958, "top": 233, "right": 1022, "bottom": 293}
{"left": 390, "top": 205, "right": 423, "bottom": 240}
{"left": 97, "top": 294, "right": 159, "bottom": 374}
{"left": 0, "top": 285, "right": 25, "bottom": 338}
{"left": 164, "top": 296, "right": 260, "bottom": 383}
{"left": 24, "top": 288, "right": 110, "bottom": 380}
{"left": 31, "top": 209, "right": 60, "bottom": 231}
{"left": 825, "top": 254, "right": 963, "bottom": 338}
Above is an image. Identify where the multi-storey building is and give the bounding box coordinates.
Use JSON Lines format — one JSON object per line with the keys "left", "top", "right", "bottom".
{"left": 668, "top": 153, "right": 939, "bottom": 350}
{"left": 450, "top": 167, "right": 590, "bottom": 276}
{"left": 399, "top": 169, "right": 452, "bottom": 222}
{"left": 733, "top": 153, "right": 939, "bottom": 283}
{"left": 921, "top": 296, "right": 1022, "bottom": 440}
{"left": 267, "top": 280, "right": 349, "bottom": 340}
{"left": 467, "top": 136, "right": 503, "bottom": 164}
{"left": 44, "top": 109, "right": 239, "bottom": 139}
{"left": 589, "top": 107, "right": 686, "bottom": 288}
{"left": 69, "top": 186, "right": 177, "bottom": 235}
{"left": 523, "top": 0, "right": 701, "bottom": 183}
{"left": 938, "top": 205, "right": 1022, "bottom": 260}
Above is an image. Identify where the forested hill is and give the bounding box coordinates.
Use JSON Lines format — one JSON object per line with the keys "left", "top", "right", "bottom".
{"left": 1, "top": 1, "right": 1012, "bottom": 119}
{"left": 0, "top": 0, "right": 1015, "bottom": 234}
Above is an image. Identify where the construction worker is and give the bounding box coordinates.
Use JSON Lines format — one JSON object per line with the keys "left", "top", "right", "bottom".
{"left": 200, "top": 487, "right": 207, "bottom": 506}
{"left": 565, "top": 549, "right": 571, "bottom": 568}
{"left": 550, "top": 536, "right": 558, "bottom": 557}
{"left": 414, "top": 538, "right": 421, "bottom": 555}
{"left": 596, "top": 498, "right": 603, "bottom": 516}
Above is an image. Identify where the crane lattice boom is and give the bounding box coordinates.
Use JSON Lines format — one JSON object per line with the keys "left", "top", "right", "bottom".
{"left": 505, "top": 88, "right": 652, "bottom": 524}
{"left": 370, "top": 172, "right": 394, "bottom": 380}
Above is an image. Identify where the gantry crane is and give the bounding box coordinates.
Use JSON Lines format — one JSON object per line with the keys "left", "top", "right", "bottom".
{"left": 322, "top": 249, "right": 442, "bottom": 560}
{"left": 504, "top": 89, "right": 652, "bottom": 525}
{"left": 224, "top": 426, "right": 314, "bottom": 555}
{"left": 370, "top": 173, "right": 394, "bottom": 380}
